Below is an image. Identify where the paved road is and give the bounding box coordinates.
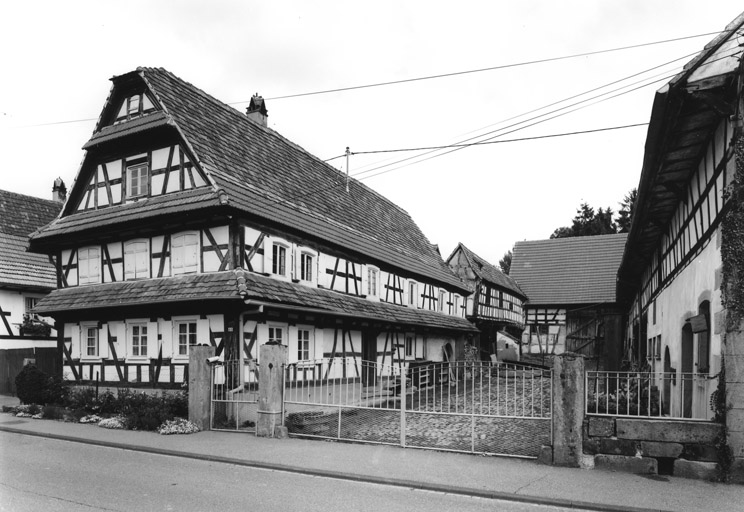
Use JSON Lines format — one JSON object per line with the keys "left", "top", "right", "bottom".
{"left": 0, "top": 432, "right": 581, "bottom": 512}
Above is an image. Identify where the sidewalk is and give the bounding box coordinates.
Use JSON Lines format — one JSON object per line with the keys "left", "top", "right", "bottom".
{"left": 0, "top": 394, "right": 740, "bottom": 512}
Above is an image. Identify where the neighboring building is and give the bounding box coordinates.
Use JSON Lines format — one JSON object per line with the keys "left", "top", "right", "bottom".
{"left": 446, "top": 243, "right": 526, "bottom": 358}
{"left": 616, "top": 9, "right": 743, "bottom": 445}
{"left": 29, "top": 68, "right": 477, "bottom": 388}
{"left": 0, "top": 183, "right": 65, "bottom": 392}
{"left": 510, "top": 233, "right": 627, "bottom": 370}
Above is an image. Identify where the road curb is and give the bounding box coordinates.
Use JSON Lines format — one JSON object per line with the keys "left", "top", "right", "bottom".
{"left": 0, "top": 425, "right": 671, "bottom": 512}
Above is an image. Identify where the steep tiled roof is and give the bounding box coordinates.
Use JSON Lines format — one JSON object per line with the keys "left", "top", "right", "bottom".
{"left": 450, "top": 243, "right": 524, "bottom": 297}
{"left": 0, "top": 189, "right": 61, "bottom": 289}
{"left": 510, "top": 234, "right": 628, "bottom": 305}
{"left": 0, "top": 189, "right": 61, "bottom": 238}
{"left": 34, "top": 269, "right": 477, "bottom": 333}
{"left": 31, "top": 68, "right": 466, "bottom": 292}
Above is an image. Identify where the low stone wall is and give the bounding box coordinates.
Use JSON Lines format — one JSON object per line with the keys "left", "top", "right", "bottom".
{"left": 583, "top": 416, "right": 722, "bottom": 480}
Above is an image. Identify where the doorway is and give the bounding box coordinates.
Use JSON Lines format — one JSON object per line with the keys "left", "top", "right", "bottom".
{"left": 681, "top": 323, "right": 693, "bottom": 418}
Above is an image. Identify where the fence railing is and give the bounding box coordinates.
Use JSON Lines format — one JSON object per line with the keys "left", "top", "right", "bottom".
{"left": 585, "top": 371, "right": 719, "bottom": 421}
{"left": 211, "top": 359, "right": 260, "bottom": 431}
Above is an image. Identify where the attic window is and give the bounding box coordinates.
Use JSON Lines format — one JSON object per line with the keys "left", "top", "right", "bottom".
{"left": 115, "top": 93, "right": 156, "bottom": 123}
{"left": 126, "top": 162, "right": 149, "bottom": 198}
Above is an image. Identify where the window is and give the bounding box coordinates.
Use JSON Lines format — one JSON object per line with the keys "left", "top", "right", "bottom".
{"left": 78, "top": 246, "right": 101, "bottom": 285}
{"left": 85, "top": 326, "right": 98, "bottom": 357}
{"left": 272, "top": 244, "right": 287, "bottom": 276}
{"left": 268, "top": 326, "right": 284, "bottom": 344}
{"left": 367, "top": 268, "right": 378, "bottom": 297}
{"left": 116, "top": 93, "right": 157, "bottom": 122}
{"left": 405, "top": 335, "right": 414, "bottom": 357}
{"left": 171, "top": 232, "right": 199, "bottom": 274}
{"left": 126, "top": 163, "right": 149, "bottom": 198}
{"left": 127, "top": 95, "right": 141, "bottom": 117}
{"left": 298, "top": 329, "right": 311, "bottom": 361}
{"left": 177, "top": 322, "right": 197, "bottom": 356}
{"left": 696, "top": 301, "right": 711, "bottom": 373}
{"left": 300, "top": 253, "right": 313, "bottom": 282}
{"left": 438, "top": 290, "right": 446, "bottom": 312}
{"left": 124, "top": 240, "right": 149, "bottom": 279}
{"left": 24, "top": 297, "right": 39, "bottom": 313}
{"left": 453, "top": 296, "right": 460, "bottom": 316}
{"left": 408, "top": 281, "right": 417, "bottom": 307}
{"left": 130, "top": 324, "right": 148, "bottom": 357}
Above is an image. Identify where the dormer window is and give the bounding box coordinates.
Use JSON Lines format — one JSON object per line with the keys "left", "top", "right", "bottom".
{"left": 115, "top": 93, "right": 156, "bottom": 123}
{"left": 126, "top": 162, "right": 149, "bottom": 198}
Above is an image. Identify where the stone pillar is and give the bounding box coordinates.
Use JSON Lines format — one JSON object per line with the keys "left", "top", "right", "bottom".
{"left": 189, "top": 345, "right": 216, "bottom": 431}
{"left": 257, "top": 343, "right": 287, "bottom": 438}
{"left": 552, "top": 353, "right": 585, "bottom": 467}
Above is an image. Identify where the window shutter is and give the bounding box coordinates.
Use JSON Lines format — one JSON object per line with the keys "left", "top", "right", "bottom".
{"left": 197, "top": 318, "right": 210, "bottom": 346}
{"left": 361, "top": 263, "right": 368, "bottom": 296}
{"left": 147, "top": 321, "right": 159, "bottom": 359}
{"left": 161, "top": 320, "right": 173, "bottom": 358}
{"left": 288, "top": 326, "right": 298, "bottom": 363}
{"left": 262, "top": 237, "right": 272, "bottom": 275}
{"left": 124, "top": 244, "right": 135, "bottom": 280}
{"left": 70, "top": 325, "right": 81, "bottom": 359}
{"left": 99, "top": 324, "right": 110, "bottom": 359}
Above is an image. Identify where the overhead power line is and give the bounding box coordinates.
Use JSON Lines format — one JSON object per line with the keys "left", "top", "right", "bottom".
{"left": 255, "top": 31, "right": 721, "bottom": 102}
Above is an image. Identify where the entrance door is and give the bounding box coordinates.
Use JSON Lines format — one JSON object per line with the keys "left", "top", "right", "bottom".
{"left": 681, "top": 324, "right": 693, "bottom": 418}
{"left": 361, "top": 330, "right": 378, "bottom": 386}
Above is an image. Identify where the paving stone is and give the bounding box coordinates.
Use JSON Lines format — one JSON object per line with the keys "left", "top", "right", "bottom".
{"left": 616, "top": 419, "right": 721, "bottom": 444}
{"left": 594, "top": 454, "right": 657, "bottom": 474}
{"left": 599, "top": 438, "right": 639, "bottom": 456}
{"left": 641, "top": 441, "right": 683, "bottom": 458}
{"left": 682, "top": 443, "right": 719, "bottom": 462}
{"left": 588, "top": 417, "right": 614, "bottom": 437}
{"left": 674, "top": 459, "right": 719, "bottom": 481}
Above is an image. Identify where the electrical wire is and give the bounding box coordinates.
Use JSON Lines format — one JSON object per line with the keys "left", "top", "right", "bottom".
{"left": 250, "top": 32, "right": 721, "bottom": 102}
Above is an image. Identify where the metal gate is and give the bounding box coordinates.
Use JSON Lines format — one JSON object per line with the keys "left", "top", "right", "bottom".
{"left": 283, "top": 358, "right": 552, "bottom": 458}
{"left": 210, "top": 359, "right": 260, "bottom": 432}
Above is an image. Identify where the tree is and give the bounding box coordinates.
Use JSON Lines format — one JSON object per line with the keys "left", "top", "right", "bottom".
{"left": 617, "top": 188, "right": 637, "bottom": 233}
{"left": 498, "top": 250, "right": 512, "bottom": 275}
{"left": 550, "top": 202, "right": 616, "bottom": 238}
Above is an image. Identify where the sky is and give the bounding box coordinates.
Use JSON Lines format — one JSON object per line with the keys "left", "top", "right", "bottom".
{"left": 1, "top": 1, "right": 743, "bottom": 266}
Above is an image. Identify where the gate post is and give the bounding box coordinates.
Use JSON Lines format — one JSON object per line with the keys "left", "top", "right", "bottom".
{"left": 551, "top": 353, "right": 585, "bottom": 467}
{"left": 257, "top": 343, "right": 287, "bottom": 438}
{"left": 189, "top": 345, "right": 216, "bottom": 431}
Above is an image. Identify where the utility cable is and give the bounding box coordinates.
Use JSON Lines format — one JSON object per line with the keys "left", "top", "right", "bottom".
{"left": 254, "top": 32, "right": 721, "bottom": 102}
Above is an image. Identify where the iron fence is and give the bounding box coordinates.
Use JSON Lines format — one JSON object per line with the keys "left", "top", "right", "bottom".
{"left": 585, "top": 370, "right": 719, "bottom": 421}
{"left": 283, "top": 358, "right": 552, "bottom": 457}
{"left": 211, "top": 359, "right": 260, "bottom": 432}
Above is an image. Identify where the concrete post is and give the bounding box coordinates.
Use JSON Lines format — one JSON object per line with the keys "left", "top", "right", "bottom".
{"left": 552, "top": 353, "right": 585, "bottom": 467}
{"left": 257, "top": 343, "right": 287, "bottom": 438}
{"left": 189, "top": 345, "right": 216, "bottom": 431}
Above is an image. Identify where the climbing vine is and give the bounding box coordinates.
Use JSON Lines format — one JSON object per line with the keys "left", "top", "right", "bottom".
{"left": 711, "top": 357, "right": 734, "bottom": 482}
{"left": 720, "top": 134, "right": 744, "bottom": 328}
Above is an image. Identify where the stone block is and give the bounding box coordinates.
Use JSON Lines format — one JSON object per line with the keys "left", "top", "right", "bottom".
{"left": 641, "top": 441, "right": 683, "bottom": 458}
{"left": 583, "top": 437, "right": 600, "bottom": 455}
{"left": 537, "top": 445, "right": 553, "bottom": 465}
{"left": 600, "top": 438, "right": 639, "bottom": 456}
{"left": 616, "top": 419, "right": 721, "bottom": 444}
{"left": 683, "top": 443, "right": 719, "bottom": 462}
{"left": 730, "top": 458, "right": 744, "bottom": 484}
{"left": 724, "top": 331, "right": 744, "bottom": 356}
{"left": 588, "top": 417, "right": 615, "bottom": 437}
{"left": 726, "top": 408, "right": 744, "bottom": 430}
{"left": 727, "top": 430, "right": 744, "bottom": 458}
{"left": 726, "top": 355, "right": 744, "bottom": 385}
{"left": 594, "top": 454, "right": 657, "bottom": 474}
{"left": 274, "top": 425, "right": 289, "bottom": 439}
{"left": 714, "top": 267, "right": 723, "bottom": 291}
{"left": 673, "top": 459, "right": 718, "bottom": 481}
{"left": 714, "top": 310, "right": 725, "bottom": 335}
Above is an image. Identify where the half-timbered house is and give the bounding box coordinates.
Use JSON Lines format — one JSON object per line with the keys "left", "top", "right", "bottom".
{"left": 0, "top": 183, "right": 64, "bottom": 392}
{"left": 29, "top": 68, "right": 476, "bottom": 388}
{"left": 510, "top": 233, "right": 627, "bottom": 369}
{"left": 616, "top": 10, "right": 743, "bottom": 443}
{"left": 446, "top": 243, "right": 526, "bottom": 358}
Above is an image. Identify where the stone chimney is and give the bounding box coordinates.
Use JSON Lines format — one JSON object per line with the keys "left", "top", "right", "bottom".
{"left": 52, "top": 178, "right": 67, "bottom": 203}
{"left": 246, "top": 94, "right": 268, "bottom": 127}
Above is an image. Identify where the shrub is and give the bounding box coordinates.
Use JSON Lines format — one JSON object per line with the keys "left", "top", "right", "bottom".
{"left": 41, "top": 405, "right": 65, "bottom": 420}
{"left": 44, "top": 376, "right": 69, "bottom": 406}
{"left": 15, "top": 365, "right": 50, "bottom": 405}
{"left": 158, "top": 418, "right": 200, "bottom": 435}
{"left": 64, "top": 387, "right": 118, "bottom": 414}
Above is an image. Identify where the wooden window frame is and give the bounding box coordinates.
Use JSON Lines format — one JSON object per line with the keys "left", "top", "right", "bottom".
{"left": 78, "top": 246, "right": 101, "bottom": 285}
{"left": 82, "top": 323, "right": 99, "bottom": 359}
{"left": 126, "top": 162, "right": 149, "bottom": 199}
{"left": 175, "top": 320, "right": 197, "bottom": 358}
{"left": 297, "top": 328, "right": 312, "bottom": 361}
{"left": 171, "top": 231, "right": 200, "bottom": 275}
{"left": 129, "top": 322, "right": 148, "bottom": 359}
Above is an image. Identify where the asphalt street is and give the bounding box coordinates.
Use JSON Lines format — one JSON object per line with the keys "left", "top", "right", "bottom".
{"left": 0, "top": 432, "right": 579, "bottom": 512}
